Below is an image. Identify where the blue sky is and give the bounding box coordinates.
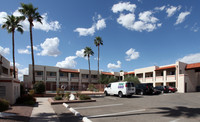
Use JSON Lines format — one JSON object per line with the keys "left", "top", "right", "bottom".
{"left": 0, "top": 0, "right": 200, "bottom": 80}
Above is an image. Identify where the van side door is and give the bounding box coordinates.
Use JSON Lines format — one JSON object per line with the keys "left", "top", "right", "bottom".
{"left": 106, "top": 84, "right": 112, "bottom": 94}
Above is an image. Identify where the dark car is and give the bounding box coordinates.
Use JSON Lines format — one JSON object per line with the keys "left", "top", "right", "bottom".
{"left": 168, "top": 86, "right": 177, "bottom": 93}
{"left": 136, "top": 83, "right": 154, "bottom": 95}
{"left": 154, "top": 86, "right": 169, "bottom": 93}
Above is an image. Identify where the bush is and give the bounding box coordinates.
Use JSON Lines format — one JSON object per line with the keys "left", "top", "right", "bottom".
{"left": 124, "top": 76, "right": 140, "bottom": 86}
{"left": 65, "top": 92, "right": 70, "bottom": 100}
{"left": 54, "top": 95, "right": 63, "bottom": 100}
{"left": 79, "top": 94, "right": 91, "bottom": 100}
{"left": 0, "top": 99, "right": 9, "bottom": 112}
{"left": 33, "top": 81, "right": 45, "bottom": 94}
{"left": 16, "top": 94, "right": 36, "bottom": 105}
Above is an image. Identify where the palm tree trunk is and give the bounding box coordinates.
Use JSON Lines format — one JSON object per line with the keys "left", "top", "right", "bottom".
{"left": 30, "top": 23, "right": 35, "bottom": 85}
{"left": 88, "top": 55, "right": 91, "bottom": 84}
{"left": 98, "top": 45, "right": 99, "bottom": 79}
{"left": 12, "top": 31, "right": 16, "bottom": 79}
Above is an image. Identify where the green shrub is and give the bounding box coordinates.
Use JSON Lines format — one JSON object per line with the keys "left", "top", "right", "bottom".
{"left": 54, "top": 95, "right": 63, "bottom": 100}
{"left": 16, "top": 94, "right": 36, "bottom": 105}
{"left": 33, "top": 81, "right": 45, "bottom": 94}
{"left": 65, "top": 92, "right": 70, "bottom": 100}
{"left": 0, "top": 99, "right": 9, "bottom": 112}
{"left": 79, "top": 94, "right": 91, "bottom": 100}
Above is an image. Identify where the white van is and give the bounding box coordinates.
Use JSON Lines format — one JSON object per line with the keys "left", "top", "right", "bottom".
{"left": 104, "top": 81, "right": 135, "bottom": 98}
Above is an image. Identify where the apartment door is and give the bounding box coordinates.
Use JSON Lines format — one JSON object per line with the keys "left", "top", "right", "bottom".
{"left": 185, "top": 82, "right": 187, "bottom": 93}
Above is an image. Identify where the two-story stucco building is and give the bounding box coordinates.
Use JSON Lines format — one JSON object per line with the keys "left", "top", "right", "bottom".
{"left": 0, "top": 54, "right": 20, "bottom": 104}
{"left": 24, "top": 61, "right": 200, "bottom": 93}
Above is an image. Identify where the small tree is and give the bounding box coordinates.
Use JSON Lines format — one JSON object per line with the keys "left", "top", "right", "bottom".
{"left": 33, "top": 81, "right": 45, "bottom": 94}
{"left": 124, "top": 76, "right": 140, "bottom": 86}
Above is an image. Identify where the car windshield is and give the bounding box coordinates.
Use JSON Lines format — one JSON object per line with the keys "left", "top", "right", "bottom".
{"left": 126, "top": 82, "right": 134, "bottom": 87}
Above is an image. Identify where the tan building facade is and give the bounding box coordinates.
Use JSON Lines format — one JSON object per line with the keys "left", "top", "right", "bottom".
{"left": 24, "top": 61, "right": 200, "bottom": 93}
{"left": 0, "top": 54, "right": 20, "bottom": 104}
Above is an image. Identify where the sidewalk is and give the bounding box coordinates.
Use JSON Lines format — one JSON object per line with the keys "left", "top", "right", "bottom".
{"left": 30, "top": 98, "right": 60, "bottom": 122}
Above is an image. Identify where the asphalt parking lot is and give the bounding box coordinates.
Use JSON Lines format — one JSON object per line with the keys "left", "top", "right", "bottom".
{"left": 52, "top": 93, "right": 200, "bottom": 122}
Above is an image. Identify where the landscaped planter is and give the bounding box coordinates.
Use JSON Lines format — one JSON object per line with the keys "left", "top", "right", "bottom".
{"left": 48, "top": 98, "right": 96, "bottom": 105}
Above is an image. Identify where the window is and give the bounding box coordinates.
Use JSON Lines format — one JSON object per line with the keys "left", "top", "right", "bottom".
{"left": 60, "top": 72, "right": 67, "bottom": 77}
{"left": 0, "top": 86, "right": 6, "bottom": 96}
{"left": 36, "top": 71, "right": 43, "bottom": 76}
{"left": 92, "top": 75, "right": 97, "bottom": 78}
{"left": 71, "top": 73, "right": 79, "bottom": 77}
{"left": 47, "top": 72, "right": 56, "bottom": 76}
{"left": 180, "top": 70, "right": 182, "bottom": 74}
{"left": 2, "top": 67, "right": 8, "bottom": 75}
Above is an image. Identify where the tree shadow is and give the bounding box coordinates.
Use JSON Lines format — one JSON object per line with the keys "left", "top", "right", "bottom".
{"left": 58, "top": 113, "right": 82, "bottom": 122}
{"left": 154, "top": 106, "right": 200, "bottom": 118}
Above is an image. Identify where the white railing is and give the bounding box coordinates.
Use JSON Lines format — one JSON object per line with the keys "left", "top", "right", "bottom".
{"left": 46, "top": 76, "right": 56, "bottom": 81}
{"left": 145, "top": 77, "right": 153, "bottom": 82}
{"left": 167, "top": 75, "right": 176, "bottom": 81}
{"left": 60, "top": 77, "right": 68, "bottom": 82}
{"left": 71, "top": 77, "right": 79, "bottom": 82}
{"left": 138, "top": 78, "right": 143, "bottom": 82}
{"left": 156, "top": 76, "right": 163, "bottom": 82}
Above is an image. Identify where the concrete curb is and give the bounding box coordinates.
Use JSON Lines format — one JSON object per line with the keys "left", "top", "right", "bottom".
{"left": 62, "top": 103, "right": 92, "bottom": 122}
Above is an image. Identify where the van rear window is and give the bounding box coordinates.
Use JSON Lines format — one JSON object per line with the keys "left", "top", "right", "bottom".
{"left": 126, "top": 83, "right": 134, "bottom": 87}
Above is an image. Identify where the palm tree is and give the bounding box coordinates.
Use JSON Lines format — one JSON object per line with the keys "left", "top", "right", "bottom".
{"left": 2, "top": 15, "right": 24, "bottom": 79}
{"left": 84, "top": 47, "right": 94, "bottom": 84}
{"left": 19, "top": 3, "right": 43, "bottom": 84}
{"left": 94, "top": 36, "right": 103, "bottom": 80}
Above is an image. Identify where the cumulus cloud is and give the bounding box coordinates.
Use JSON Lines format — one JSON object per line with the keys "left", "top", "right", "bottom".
{"left": 18, "top": 67, "right": 28, "bottom": 81}
{"left": 0, "top": 9, "right": 61, "bottom": 32}
{"left": 154, "top": 6, "right": 166, "bottom": 11}
{"left": 75, "top": 49, "right": 85, "bottom": 58}
{"left": 37, "top": 37, "right": 60, "bottom": 57}
{"left": 125, "top": 48, "right": 139, "bottom": 61}
{"left": 107, "top": 61, "right": 121, "bottom": 69}
{"left": 26, "top": 45, "right": 40, "bottom": 51}
{"left": 111, "top": 2, "right": 136, "bottom": 13}
{"left": 166, "top": 5, "right": 181, "bottom": 17}
{"left": 117, "top": 13, "right": 135, "bottom": 30}
{"left": 10, "top": 62, "right": 21, "bottom": 68}
{"left": 56, "top": 56, "right": 77, "bottom": 68}
{"left": 175, "top": 11, "right": 190, "bottom": 25}
{"left": 177, "top": 53, "right": 200, "bottom": 64}
{"left": 0, "top": 46, "right": 10, "bottom": 56}
{"left": 18, "top": 49, "right": 31, "bottom": 54}
{"left": 0, "top": 12, "right": 7, "bottom": 25}
{"left": 74, "top": 14, "right": 106, "bottom": 36}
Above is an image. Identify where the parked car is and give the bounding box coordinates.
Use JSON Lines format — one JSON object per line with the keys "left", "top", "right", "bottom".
{"left": 168, "top": 86, "right": 177, "bottom": 93}
{"left": 104, "top": 81, "right": 135, "bottom": 98}
{"left": 152, "top": 88, "right": 162, "bottom": 95}
{"left": 135, "top": 83, "right": 154, "bottom": 95}
{"left": 154, "top": 86, "right": 169, "bottom": 93}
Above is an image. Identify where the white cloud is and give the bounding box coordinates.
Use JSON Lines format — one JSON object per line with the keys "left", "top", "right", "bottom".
{"left": 177, "top": 53, "right": 200, "bottom": 64}
{"left": 111, "top": 2, "right": 136, "bottom": 13}
{"left": 191, "top": 23, "right": 200, "bottom": 32}
{"left": 10, "top": 62, "right": 21, "bottom": 68}
{"left": 96, "top": 19, "right": 106, "bottom": 30}
{"left": 175, "top": 11, "right": 190, "bottom": 25}
{"left": 154, "top": 6, "right": 166, "bottom": 11}
{"left": 74, "top": 25, "right": 96, "bottom": 36}
{"left": 107, "top": 61, "right": 121, "bottom": 69}
{"left": 166, "top": 5, "right": 181, "bottom": 17}
{"left": 18, "top": 49, "right": 31, "bottom": 54}
{"left": 74, "top": 14, "right": 106, "bottom": 36}
{"left": 26, "top": 45, "right": 39, "bottom": 51}
{"left": 125, "top": 48, "right": 139, "bottom": 61}
{"left": 12, "top": 9, "right": 61, "bottom": 32}
{"left": 56, "top": 56, "right": 77, "bottom": 68}
{"left": 0, "top": 46, "right": 10, "bottom": 56}
{"left": 139, "top": 11, "right": 158, "bottom": 23}
{"left": 117, "top": 13, "right": 135, "bottom": 30}
{"left": 0, "top": 12, "right": 7, "bottom": 25}
{"left": 37, "top": 37, "right": 60, "bottom": 57}
{"left": 76, "top": 49, "right": 85, "bottom": 58}
{"left": 18, "top": 68, "right": 28, "bottom": 81}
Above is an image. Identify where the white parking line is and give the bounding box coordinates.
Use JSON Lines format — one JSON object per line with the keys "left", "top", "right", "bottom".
{"left": 87, "top": 109, "right": 146, "bottom": 118}
{"left": 73, "top": 103, "right": 123, "bottom": 110}
{"left": 170, "top": 119, "right": 180, "bottom": 122}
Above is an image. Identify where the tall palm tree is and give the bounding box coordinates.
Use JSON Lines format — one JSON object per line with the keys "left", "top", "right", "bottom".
{"left": 2, "top": 15, "right": 24, "bottom": 79}
{"left": 84, "top": 47, "right": 94, "bottom": 84}
{"left": 19, "top": 3, "right": 43, "bottom": 84}
{"left": 94, "top": 36, "right": 103, "bottom": 80}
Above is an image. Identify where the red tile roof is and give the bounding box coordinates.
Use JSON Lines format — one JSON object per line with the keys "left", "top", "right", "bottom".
{"left": 102, "top": 72, "right": 114, "bottom": 76}
{"left": 155, "top": 65, "right": 176, "bottom": 71}
{"left": 124, "top": 72, "right": 135, "bottom": 75}
{"left": 59, "top": 69, "right": 79, "bottom": 73}
{"left": 186, "top": 63, "right": 200, "bottom": 70}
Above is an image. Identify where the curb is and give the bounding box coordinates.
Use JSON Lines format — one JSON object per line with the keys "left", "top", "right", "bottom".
{"left": 62, "top": 103, "right": 92, "bottom": 122}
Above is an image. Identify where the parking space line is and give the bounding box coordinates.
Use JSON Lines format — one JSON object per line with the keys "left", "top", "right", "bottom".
{"left": 87, "top": 109, "right": 146, "bottom": 118}
{"left": 73, "top": 103, "right": 123, "bottom": 110}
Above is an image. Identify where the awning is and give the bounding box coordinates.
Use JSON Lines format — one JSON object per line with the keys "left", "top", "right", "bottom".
{"left": 186, "top": 63, "right": 200, "bottom": 70}
{"left": 155, "top": 65, "right": 176, "bottom": 71}
{"left": 59, "top": 69, "right": 79, "bottom": 73}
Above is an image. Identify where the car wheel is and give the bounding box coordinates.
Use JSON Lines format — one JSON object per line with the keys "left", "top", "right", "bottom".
{"left": 104, "top": 91, "right": 109, "bottom": 96}
{"left": 140, "top": 91, "right": 144, "bottom": 95}
{"left": 118, "top": 91, "right": 123, "bottom": 98}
